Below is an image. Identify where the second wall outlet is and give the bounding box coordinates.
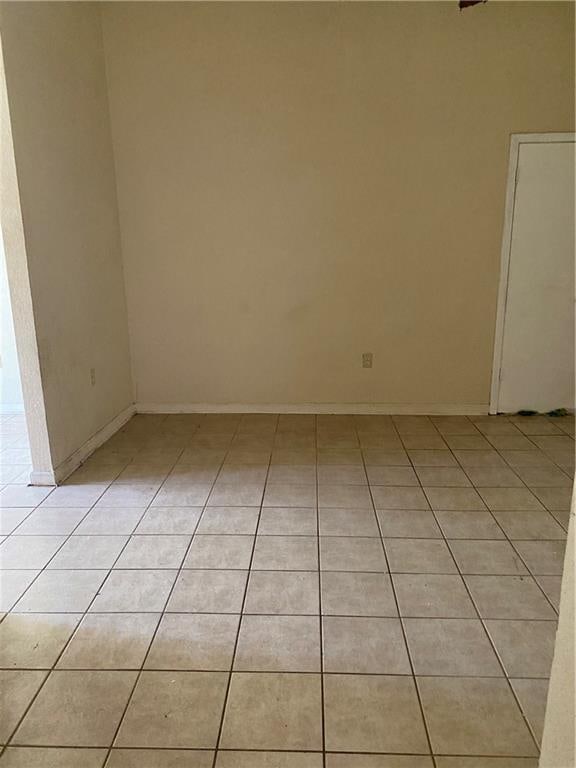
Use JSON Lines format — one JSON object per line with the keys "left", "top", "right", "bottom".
{"left": 362, "top": 352, "right": 373, "bottom": 369}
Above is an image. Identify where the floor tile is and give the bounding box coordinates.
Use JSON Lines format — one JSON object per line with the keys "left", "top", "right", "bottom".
{"left": 435, "top": 511, "right": 505, "bottom": 540}
{"left": 252, "top": 535, "right": 317, "bottom": 570}
{"left": 418, "top": 676, "right": 537, "bottom": 756}
{"left": 155, "top": 485, "right": 213, "bottom": 507}
{"left": 0, "top": 536, "right": 66, "bottom": 569}
{"left": 135, "top": 507, "right": 202, "bottom": 534}
{"left": 326, "top": 757, "right": 433, "bottom": 768}
{"left": 0, "top": 747, "right": 107, "bottom": 768}
{"left": 0, "top": 613, "right": 80, "bottom": 669}
{"left": 424, "top": 487, "right": 485, "bottom": 511}
{"left": 435, "top": 759, "right": 537, "bottom": 768}
{"left": 363, "top": 451, "right": 410, "bottom": 466}
{"left": 167, "top": 569, "right": 247, "bottom": 613}
{"left": 485, "top": 619, "right": 556, "bottom": 677}
{"left": 96, "top": 485, "right": 158, "bottom": 508}
{"left": 371, "top": 486, "right": 429, "bottom": 510}
{"left": 415, "top": 468, "right": 470, "bottom": 487}
{"left": 262, "top": 484, "right": 315, "bottom": 507}
{"left": 39, "top": 486, "right": 105, "bottom": 508}
{"left": 385, "top": 539, "right": 457, "bottom": 574}
{"left": 453, "top": 451, "right": 507, "bottom": 469}
{"left": 449, "top": 540, "right": 527, "bottom": 575}
{"left": 402, "top": 434, "right": 447, "bottom": 450}
{"left": 511, "top": 678, "right": 549, "bottom": 745}
{"left": 366, "top": 466, "right": 419, "bottom": 486}
{"left": 318, "top": 508, "right": 379, "bottom": 536}
{"left": 0, "top": 670, "right": 47, "bottom": 743}
{"left": 267, "top": 465, "right": 316, "bottom": 485}
{"left": 0, "top": 508, "right": 33, "bottom": 536}
{"left": 235, "top": 615, "right": 320, "bottom": 672}
{"left": 146, "top": 613, "right": 239, "bottom": 670}
{"left": 512, "top": 540, "right": 567, "bottom": 575}
{"left": 324, "top": 673, "right": 429, "bottom": 753}
{"left": 75, "top": 508, "right": 146, "bottom": 535}
{"left": 377, "top": 509, "right": 442, "bottom": 538}
{"left": 404, "top": 618, "right": 502, "bottom": 676}
{"left": 531, "top": 486, "right": 573, "bottom": 511}
{"left": 534, "top": 575, "right": 562, "bottom": 610}
{"left": 444, "top": 435, "right": 492, "bottom": 450}
{"left": 317, "top": 449, "right": 362, "bottom": 465}
{"left": 408, "top": 450, "right": 457, "bottom": 467}
{"left": 15, "top": 570, "right": 106, "bottom": 613}
{"left": 245, "top": 571, "right": 319, "bottom": 614}
{"left": 320, "top": 536, "right": 386, "bottom": 572}
{"left": 318, "top": 484, "right": 372, "bottom": 508}
{"left": 90, "top": 570, "right": 177, "bottom": 612}
{"left": 0, "top": 486, "right": 51, "bottom": 508}
{"left": 393, "top": 574, "right": 476, "bottom": 618}
{"left": 48, "top": 535, "right": 128, "bottom": 569}
{"left": 58, "top": 614, "right": 159, "bottom": 670}
{"left": 500, "top": 450, "right": 557, "bottom": 468}
{"left": 321, "top": 571, "right": 397, "bottom": 616}
{"left": 464, "top": 575, "right": 557, "bottom": 619}
{"left": 492, "top": 510, "right": 566, "bottom": 540}
{"left": 220, "top": 672, "right": 322, "bottom": 750}
{"left": 323, "top": 616, "right": 410, "bottom": 673}
{"left": 0, "top": 570, "right": 39, "bottom": 611}
{"left": 116, "top": 671, "right": 228, "bottom": 748}
{"left": 13, "top": 670, "right": 137, "bottom": 746}
{"left": 478, "top": 488, "right": 544, "bottom": 511}
{"left": 258, "top": 507, "right": 317, "bottom": 535}
{"left": 216, "top": 753, "right": 322, "bottom": 768}
{"left": 208, "top": 484, "right": 264, "bottom": 507}
{"left": 107, "top": 748, "right": 213, "bottom": 767}
{"left": 197, "top": 506, "right": 259, "bottom": 534}
{"left": 317, "top": 465, "right": 367, "bottom": 485}
{"left": 515, "top": 465, "right": 572, "bottom": 487}
{"left": 12, "top": 508, "right": 88, "bottom": 536}
{"left": 184, "top": 535, "right": 253, "bottom": 569}
{"left": 464, "top": 467, "right": 524, "bottom": 487}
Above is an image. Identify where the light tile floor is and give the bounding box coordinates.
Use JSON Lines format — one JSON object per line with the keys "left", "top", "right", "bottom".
{"left": 0, "top": 412, "right": 573, "bottom": 767}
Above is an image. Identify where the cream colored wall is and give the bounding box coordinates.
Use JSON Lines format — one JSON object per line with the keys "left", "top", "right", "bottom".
{"left": 0, "top": 2, "right": 133, "bottom": 468}
{"left": 102, "top": 1, "right": 574, "bottom": 410}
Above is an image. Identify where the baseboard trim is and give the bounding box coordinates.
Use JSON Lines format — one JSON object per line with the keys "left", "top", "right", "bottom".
{"left": 136, "top": 402, "right": 489, "bottom": 416}
{"left": 47, "top": 404, "right": 136, "bottom": 486}
{"left": 29, "top": 469, "right": 56, "bottom": 486}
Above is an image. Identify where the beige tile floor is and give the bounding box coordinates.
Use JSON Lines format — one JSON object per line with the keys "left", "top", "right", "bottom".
{"left": 0, "top": 412, "right": 573, "bottom": 767}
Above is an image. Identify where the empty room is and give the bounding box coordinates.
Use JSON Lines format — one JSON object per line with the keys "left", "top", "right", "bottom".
{"left": 0, "top": 1, "right": 574, "bottom": 766}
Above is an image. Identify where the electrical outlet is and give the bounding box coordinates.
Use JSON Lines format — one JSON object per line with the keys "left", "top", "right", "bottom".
{"left": 362, "top": 352, "right": 373, "bottom": 369}
{"left": 90, "top": 367, "right": 96, "bottom": 387}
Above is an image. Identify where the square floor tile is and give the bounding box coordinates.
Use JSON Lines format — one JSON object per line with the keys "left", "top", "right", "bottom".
{"left": 418, "top": 677, "right": 537, "bottom": 756}
{"left": 258, "top": 508, "right": 317, "bottom": 535}
{"left": 324, "top": 674, "right": 429, "bottom": 753}
{"left": 184, "top": 535, "right": 253, "bottom": 569}
{"left": 107, "top": 749, "right": 213, "bottom": 767}
{"left": 14, "top": 508, "right": 88, "bottom": 536}
{"left": 135, "top": 507, "right": 202, "bottom": 534}
{"left": 485, "top": 620, "right": 556, "bottom": 677}
{"left": 15, "top": 570, "right": 106, "bottom": 613}
{"left": 464, "top": 467, "right": 524, "bottom": 487}
{"left": 402, "top": 434, "right": 447, "bottom": 450}
{"left": 377, "top": 510, "right": 442, "bottom": 538}
{"left": 435, "top": 511, "right": 504, "bottom": 540}
{"left": 464, "top": 576, "right": 557, "bottom": 619}
{"left": 252, "top": 536, "right": 317, "bottom": 570}
{"left": 385, "top": 539, "right": 456, "bottom": 574}
{"left": 13, "top": 670, "right": 136, "bottom": 746}
{"left": 408, "top": 451, "right": 457, "bottom": 467}
{"left": 0, "top": 486, "right": 51, "bottom": 508}
{"left": 263, "top": 485, "right": 315, "bottom": 507}
{"left": 393, "top": 574, "right": 476, "bottom": 618}
{"left": 515, "top": 465, "right": 572, "bottom": 487}
{"left": 372, "top": 486, "right": 429, "bottom": 510}
{"left": 317, "top": 466, "right": 367, "bottom": 485}
{"left": 75, "top": 508, "right": 146, "bottom": 535}
{"left": 0, "top": 613, "right": 80, "bottom": 669}
{"left": 267, "top": 465, "right": 316, "bottom": 485}
{"left": 512, "top": 540, "right": 566, "bottom": 575}
{"left": 478, "top": 488, "right": 544, "bottom": 511}
{"left": 114, "top": 534, "right": 191, "bottom": 568}
{"left": 326, "top": 757, "right": 433, "bottom": 768}
{"left": 220, "top": 672, "right": 322, "bottom": 750}
{"left": 0, "top": 747, "right": 107, "bottom": 768}
{"left": 318, "top": 485, "right": 372, "bottom": 508}
{"left": 146, "top": 613, "right": 239, "bottom": 670}
{"left": 235, "top": 615, "right": 320, "bottom": 672}
{"left": 320, "top": 537, "right": 386, "bottom": 572}
{"left": 491, "top": 510, "right": 566, "bottom": 540}
{"left": 0, "top": 670, "right": 47, "bottom": 743}
{"left": 155, "top": 485, "right": 213, "bottom": 507}
{"left": 363, "top": 452, "right": 410, "bottom": 467}
{"left": 96, "top": 485, "right": 158, "bottom": 508}
{"left": 323, "top": 616, "right": 410, "bottom": 674}
{"left": 415, "top": 468, "right": 470, "bottom": 487}
{"left": 321, "top": 571, "right": 397, "bottom": 617}
{"left": 531, "top": 487, "right": 573, "bottom": 511}
{"left": 511, "top": 678, "right": 549, "bottom": 746}
{"left": 0, "top": 536, "right": 66, "bottom": 569}
{"left": 167, "top": 569, "right": 248, "bottom": 613}
{"left": 0, "top": 570, "right": 39, "bottom": 611}
{"left": 535, "top": 575, "right": 562, "bottom": 610}
{"left": 196, "top": 507, "right": 259, "bottom": 535}
{"left": 453, "top": 451, "right": 507, "bottom": 469}
{"left": 449, "top": 540, "right": 527, "bottom": 575}
{"left": 366, "top": 467, "right": 419, "bottom": 486}
{"left": 48, "top": 536, "right": 128, "bottom": 569}
{"left": 116, "top": 671, "right": 228, "bottom": 748}
{"left": 208, "top": 484, "right": 264, "bottom": 507}
{"left": 216, "top": 752, "right": 322, "bottom": 768}
{"left": 404, "top": 618, "right": 502, "bottom": 676}
{"left": 90, "top": 570, "right": 177, "bottom": 612}
{"left": 58, "top": 614, "right": 159, "bottom": 670}
{"left": 424, "top": 487, "right": 485, "bottom": 511}
{"left": 319, "top": 508, "right": 379, "bottom": 536}
{"left": 245, "top": 571, "right": 319, "bottom": 615}
{"left": 0, "top": 508, "right": 33, "bottom": 536}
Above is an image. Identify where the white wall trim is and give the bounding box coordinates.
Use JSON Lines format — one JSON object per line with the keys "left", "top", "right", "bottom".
{"left": 490, "top": 132, "right": 576, "bottom": 415}
{"left": 32, "top": 403, "right": 136, "bottom": 486}
{"left": 137, "top": 402, "right": 488, "bottom": 416}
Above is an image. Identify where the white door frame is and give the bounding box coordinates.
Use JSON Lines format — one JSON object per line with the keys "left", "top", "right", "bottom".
{"left": 489, "top": 132, "right": 576, "bottom": 415}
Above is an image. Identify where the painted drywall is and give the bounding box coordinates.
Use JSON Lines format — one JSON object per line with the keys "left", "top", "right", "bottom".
{"left": 539, "top": 488, "right": 575, "bottom": 768}
{"left": 0, "top": 234, "right": 24, "bottom": 414}
{"left": 102, "top": 1, "right": 574, "bottom": 410}
{"left": 0, "top": 2, "right": 133, "bottom": 468}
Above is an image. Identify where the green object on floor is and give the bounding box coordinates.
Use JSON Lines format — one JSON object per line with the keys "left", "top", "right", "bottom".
{"left": 547, "top": 408, "right": 568, "bottom": 417}
{"left": 516, "top": 410, "right": 538, "bottom": 416}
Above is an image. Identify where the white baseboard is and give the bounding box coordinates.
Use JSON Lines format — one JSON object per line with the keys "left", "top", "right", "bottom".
{"left": 45, "top": 404, "right": 136, "bottom": 486}
{"left": 136, "top": 402, "right": 489, "bottom": 416}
